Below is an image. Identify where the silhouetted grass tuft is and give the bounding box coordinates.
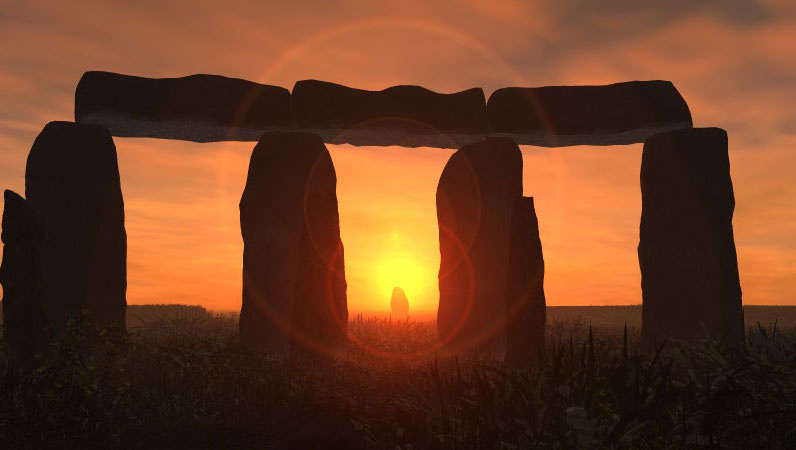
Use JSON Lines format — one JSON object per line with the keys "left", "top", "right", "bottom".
{"left": 1, "top": 308, "right": 794, "bottom": 448}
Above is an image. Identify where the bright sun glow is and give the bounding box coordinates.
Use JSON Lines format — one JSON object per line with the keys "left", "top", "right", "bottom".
{"left": 372, "top": 254, "right": 429, "bottom": 307}
{"left": 369, "top": 234, "right": 436, "bottom": 312}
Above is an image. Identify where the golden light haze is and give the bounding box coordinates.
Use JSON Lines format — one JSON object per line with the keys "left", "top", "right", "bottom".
{"left": 1, "top": 0, "right": 795, "bottom": 312}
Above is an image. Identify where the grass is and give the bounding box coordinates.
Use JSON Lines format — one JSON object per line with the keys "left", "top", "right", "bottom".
{"left": 1, "top": 305, "right": 795, "bottom": 448}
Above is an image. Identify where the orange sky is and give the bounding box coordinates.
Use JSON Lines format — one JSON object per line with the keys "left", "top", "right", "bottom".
{"left": 1, "top": 0, "right": 795, "bottom": 312}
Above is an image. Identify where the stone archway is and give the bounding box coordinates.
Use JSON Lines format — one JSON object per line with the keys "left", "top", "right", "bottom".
{"left": 1, "top": 71, "right": 742, "bottom": 365}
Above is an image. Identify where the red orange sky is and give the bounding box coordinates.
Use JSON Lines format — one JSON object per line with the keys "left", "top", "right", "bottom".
{"left": 0, "top": 0, "right": 794, "bottom": 312}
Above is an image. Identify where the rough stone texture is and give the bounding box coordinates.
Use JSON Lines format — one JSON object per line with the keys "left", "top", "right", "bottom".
{"left": 487, "top": 80, "right": 692, "bottom": 147}
{"left": 72, "top": 71, "right": 697, "bottom": 149}
{"left": 292, "top": 79, "right": 488, "bottom": 148}
{"left": 390, "top": 287, "right": 409, "bottom": 319}
{"left": 639, "top": 127, "right": 743, "bottom": 347}
{"left": 437, "top": 137, "right": 523, "bottom": 352}
{"left": 239, "top": 131, "right": 347, "bottom": 357}
{"left": 75, "top": 71, "right": 294, "bottom": 142}
{"left": 504, "top": 197, "right": 546, "bottom": 366}
{"left": 24, "top": 121, "right": 127, "bottom": 332}
{"left": 0, "top": 190, "right": 49, "bottom": 365}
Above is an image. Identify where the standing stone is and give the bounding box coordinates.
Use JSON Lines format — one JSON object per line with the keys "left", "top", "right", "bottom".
{"left": 24, "top": 121, "right": 127, "bottom": 333}
{"left": 0, "top": 190, "right": 48, "bottom": 365}
{"left": 505, "top": 197, "right": 546, "bottom": 366}
{"left": 390, "top": 287, "right": 409, "bottom": 319}
{"left": 639, "top": 127, "right": 743, "bottom": 347}
{"left": 292, "top": 139, "right": 348, "bottom": 356}
{"left": 240, "top": 131, "right": 347, "bottom": 357}
{"left": 437, "top": 137, "right": 523, "bottom": 352}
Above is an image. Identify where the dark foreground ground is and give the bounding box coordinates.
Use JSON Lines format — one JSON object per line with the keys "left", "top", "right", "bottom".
{"left": 1, "top": 304, "right": 795, "bottom": 449}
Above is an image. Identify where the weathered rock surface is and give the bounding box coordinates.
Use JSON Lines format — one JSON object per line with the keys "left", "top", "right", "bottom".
{"left": 75, "top": 71, "right": 294, "bottom": 142}
{"left": 505, "top": 197, "right": 546, "bottom": 366}
{"left": 24, "top": 121, "right": 127, "bottom": 332}
{"left": 487, "top": 80, "right": 692, "bottom": 147}
{"left": 292, "top": 79, "right": 488, "bottom": 148}
{"left": 72, "top": 71, "right": 698, "bottom": 149}
{"left": 239, "top": 131, "right": 347, "bottom": 357}
{"left": 639, "top": 127, "right": 743, "bottom": 347}
{"left": 0, "top": 190, "right": 49, "bottom": 365}
{"left": 390, "top": 287, "right": 409, "bottom": 319}
{"left": 437, "top": 137, "right": 523, "bottom": 352}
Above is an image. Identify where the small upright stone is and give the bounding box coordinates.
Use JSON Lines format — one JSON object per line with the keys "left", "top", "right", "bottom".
{"left": 639, "top": 127, "right": 743, "bottom": 347}
{"left": 390, "top": 287, "right": 410, "bottom": 319}
{"left": 505, "top": 197, "right": 546, "bottom": 366}
{"left": 436, "top": 137, "right": 523, "bottom": 352}
{"left": 0, "top": 190, "right": 48, "bottom": 365}
{"left": 240, "top": 131, "right": 347, "bottom": 357}
{"left": 25, "top": 121, "right": 127, "bottom": 333}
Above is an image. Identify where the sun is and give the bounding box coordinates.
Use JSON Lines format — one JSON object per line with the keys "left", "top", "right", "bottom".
{"left": 371, "top": 253, "right": 433, "bottom": 310}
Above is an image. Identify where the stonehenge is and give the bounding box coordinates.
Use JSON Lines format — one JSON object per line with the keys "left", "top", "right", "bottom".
{"left": 504, "top": 197, "right": 546, "bottom": 366}
{"left": 488, "top": 81, "right": 692, "bottom": 147}
{"left": 75, "top": 71, "right": 293, "bottom": 142}
{"left": 1, "top": 70, "right": 744, "bottom": 362}
{"left": 639, "top": 127, "right": 743, "bottom": 347}
{"left": 436, "top": 137, "right": 523, "bottom": 352}
{"left": 239, "top": 131, "right": 347, "bottom": 357}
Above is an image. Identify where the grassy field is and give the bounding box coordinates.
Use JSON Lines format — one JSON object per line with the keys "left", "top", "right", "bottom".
{"left": 4, "top": 303, "right": 796, "bottom": 331}
{"left": 1, "top": 304, "right": 795, "bottom": 448}
{"left": 547, "top": 304, "right": 796, "bottom": 328}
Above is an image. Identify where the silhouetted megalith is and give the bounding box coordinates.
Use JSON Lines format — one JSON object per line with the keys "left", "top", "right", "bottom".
{"left": 292, "top": 80, "right": 488, "bottom": 148}
{"left": 240, "top": 131, "right": 347, "bottom": 357}
{"left": 72, "top": 71, "right": 699, "bottom": 149}
{"left": 75, "top": 71, "right": 294, "bottom": 142}
{"left": 390, "top": 287, "right": 409, "bottom": 319}
{"left": 24, "top": 121, "right": 127, "bottom": 332}
{"left": 639, "top": 127, "right": 743, "bottom": 347}
{"left": 0, "top": 190, "right": 49, "bottom": 365}
{"left": 487, "top": 81, "right": 692, "bottom": 147}
{"left": 437, "top": 137, "right": 523, "bottom": 351}
{"left": 505, "top": 196, "right": 546, "bottom": 366}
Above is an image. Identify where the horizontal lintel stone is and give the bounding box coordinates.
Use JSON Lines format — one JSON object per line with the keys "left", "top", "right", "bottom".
{"left": 75, "top": 72, "right": 694, "bottom": 148}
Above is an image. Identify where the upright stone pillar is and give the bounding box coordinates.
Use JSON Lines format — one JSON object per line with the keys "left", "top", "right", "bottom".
{"left": 639, "top": 127, "right": 743, "bottom": 347}
{"left": 23, "top": 121, "right": 127, "bottom": 333}
{"left": 436, "top": 137, "right": 523, "bottom": 352}
{"left": 0, "top": 190, "right": 48, "bottom": 365}
{"left": 505, "top": 196, "right": 546, "bottom": 366}
{"left": 239, "top": 131, "right": 347, "bottom": 357}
